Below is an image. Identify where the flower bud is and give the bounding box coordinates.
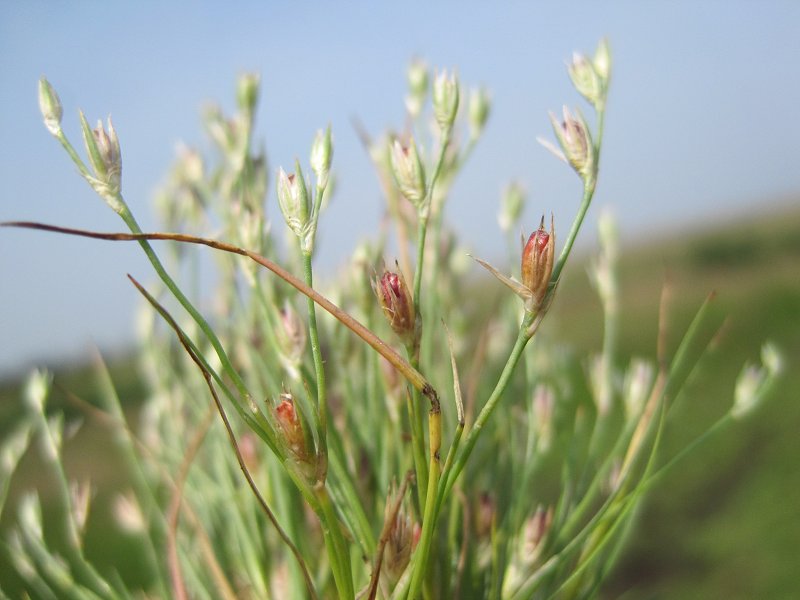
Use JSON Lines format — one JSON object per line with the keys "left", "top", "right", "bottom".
{"left": 373, "top": 267, "right": 419, "bottom": 348}
{"left": 498, "top": 181, "right": 525, "bottom": 232}
{"left": 236, "top": 72, "right": 260, "bottom": 119}
{"left": 567, "top": 52, "right": 602, "bottom": 108}
{"left": 389, "top": 138, "right": 426, "bottom": 205}
{"left": 521, "top": 216, "right": 556, "bottom": 310}
{"left": 277, "top": 163, "right": 310, "bottom": 237}
{"left": 432, "top": 69, "right": 460, "bottom": 133}
{"left": 38, "top": 78, "right": 63, "bottom": 136}
{"left": 539, "top": 107, "right": 595, "bottom": 181}
{"left": 310, "top": 126, "right": 333, "bottom": 189}
{"left": 275, "top": 394, "right": 308, "bottom": 460}
{"left": 468, "top": 86, "right": 491, "bottom": 140}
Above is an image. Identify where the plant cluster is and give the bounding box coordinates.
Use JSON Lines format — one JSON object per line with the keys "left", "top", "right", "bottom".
{"left": 0, "top": 40, "right": 782, "bottom": 599}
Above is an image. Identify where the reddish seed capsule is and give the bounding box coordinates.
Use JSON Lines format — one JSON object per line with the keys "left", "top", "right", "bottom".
{"left": 373, "top": 268, "right": 419, "bottom": 348}
{"left": 275, "top": 395, "right": 307, "bottom": 460}
{"left": 521, "top": 217, "right": 555, "bottom": 310}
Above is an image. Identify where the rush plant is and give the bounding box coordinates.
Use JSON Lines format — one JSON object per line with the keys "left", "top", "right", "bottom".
{"left": 1, "top": 40, "right": 782, "bottom": 599}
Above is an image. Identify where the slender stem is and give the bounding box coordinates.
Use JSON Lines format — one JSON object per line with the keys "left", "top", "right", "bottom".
{"left": 408, "top": 384, "right": 429, "bottom": 511}
{"left": 411, "top": 129, "right": 450, "bottom": 307}
{"left": 550, "top": 107, "right": 605, "bottom": 286}
{"left": 406, "top": 404, "right": 442, "bottom": 599}
{"left": 406, "top": 128, "right": 451, "bottom": 517}
{"left": 550, "top": 181, "right": 594, "bottom": 286}
{"left": 302, "top": 249, "right": 329, "bottom": 472}
{"left": 316, "top": 486, "right": 355, "bottom": 600}
{"left": 117, "top": 204, "right": 252, "bottom": 402}
{"left": 440, "top": 313, "right": 533, "bottom": 502}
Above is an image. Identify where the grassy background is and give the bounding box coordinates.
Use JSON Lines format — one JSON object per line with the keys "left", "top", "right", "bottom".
{"left": 551, "top": 203, "right": 800, "bottom": 598}
{"left": 1, "top": 203, "right": 798, "bottom": 598}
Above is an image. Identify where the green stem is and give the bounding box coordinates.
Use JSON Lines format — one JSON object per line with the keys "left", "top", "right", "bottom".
{"left": 302, "top": 249, "right": 329, "bottom": 471}
{"left": 411, "top": 129, "right": 450, "bottom": 308}
{"left": 406, "top": 402, "right": 442, "bottom": 599}
{"left": 550, "top": 108, "right": 605, "bottom": 286}
{"left": 406, "top": 130, "right": 450, "bottom": 513}
{"left": 316, "top": 486, "right": 355, "bottom": 600}
{"left": 439, "top": 312, "right": 533, "bottom": 506}
{"left": 551, "top": 181, "right": 594, "bottom": 286}
{"left": 408, "top": 383, "right": 429, "bottom": 512}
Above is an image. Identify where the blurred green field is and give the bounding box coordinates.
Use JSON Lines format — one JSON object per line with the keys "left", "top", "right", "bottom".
{"left": 1, "top": 203, "right": 798, "bottom": 598}
{"left": 551, "top": 203, "right": 800, "bottom": 599}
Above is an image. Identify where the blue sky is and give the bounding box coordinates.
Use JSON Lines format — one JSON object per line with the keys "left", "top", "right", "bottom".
{"left": 1, "top": 2, "right": 799, "bottom": 375}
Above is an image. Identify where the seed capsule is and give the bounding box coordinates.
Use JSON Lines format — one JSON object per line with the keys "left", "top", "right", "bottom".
{"left": 373, "top": 268, "right": 419, "bottom": 348}
{"left": 521, "top": 217, "right": 555, "bottom": 310}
